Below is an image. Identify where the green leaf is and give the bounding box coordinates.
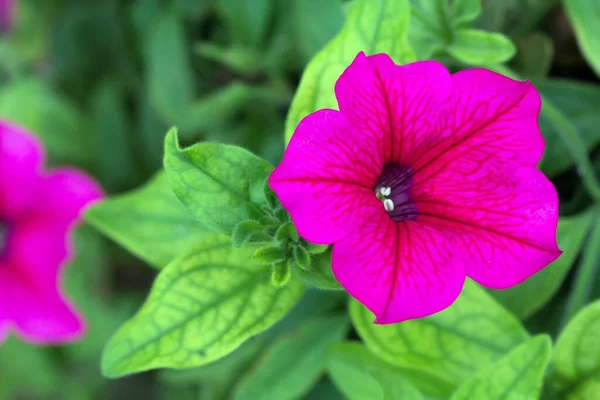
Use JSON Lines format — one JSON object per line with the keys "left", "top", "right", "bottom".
{"left": 306, "top": 243, "right": 329, "bottom": 255}
{"left": 448, "top": 29, "right": 516, "bottom": 65}
{"left": 254, "top": 245, "right": 285, "bottom": 264}
{"left": 511, "top": 32, "right": 554, "bottom": 78}
{"left": 0, "top": 78, "right": 92, "bottom": 168}
{"left": 216, "top": 0, "right": 273, "bottom": 48}
{"left": 285, "top": 0, "right": 414, "bottom": 143}
{"left": 369, "top": 368, "right": 425, "bottom": 400}
{"left": 101, "top": 234, "right": 304, "bottom": 377}
{"left": 86, "top": 172, "right": 208, "bottom": 268}
{"left": 275, "top": 222, "right": 299, "bottom": 243}
{"left": 451, "top": 335, "right": 552, "bottom": 400}
{"left": 326, "top": 342, "right": 453, "bottom": 400}
{"left": 232, "top": 316, "right": 350, "bottom": 400}
{"left": 535, "top": 79, "right": 600, "bottom": 177}
{"left": 350, "top": 280, "right": 529, "bottom": 387}
{"left": 291, "top": 0, "right": 346, "bottom": 63}
{"left": 292, "top": 245, "right": 311, "bottom": 270}
{"left": 163, "top": 129, "right": 273, "bottom": 235}
{"left": 271, "top": 261, "right": 292, "bottom": 287}
{"left": 294, "top": 252, "right": 343, "bottom": 290}
{"left": 90, "top": 81, "right": 138, "bottom": 191}
{"left": 146, "top": 10, "right": 195, "bottom": 125}
{"left": 232, "top": 220, "right": 264, "bottom": 248}
{"left": 550, "top": 301, "right": 600, "bottom": 398}
{"left": 451, "top": 0, "right": 481, "bottom": 26}
{"left": 490, "top": 212, "right": 594, "bottom": 319}
{"left": 564, "top": 0, "right": 600, "bottom": 77}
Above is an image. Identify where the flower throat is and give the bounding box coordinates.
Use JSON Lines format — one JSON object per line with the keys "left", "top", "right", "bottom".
{"left": 0, "top": 220, "right": 8, "bottom": 257}
{"left": 374, "top": 163, "right": 418, "bottom": 221}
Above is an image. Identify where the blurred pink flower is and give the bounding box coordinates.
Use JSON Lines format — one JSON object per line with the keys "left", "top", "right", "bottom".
{"left": 0, "top": 121, "right": 103, "bottom": 344}
{"left": 270, "top": 53, "right": 561, "bottom": 324}
{"left": 0, "top": 0, "right": 14, "bottom": 33}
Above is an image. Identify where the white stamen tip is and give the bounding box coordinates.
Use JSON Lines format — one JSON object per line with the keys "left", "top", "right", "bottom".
{"left": 383, "top": 199, "right": 394, "bottom": 212}
{"left": 380, "top": 187, "right": 391, "bottom": 196}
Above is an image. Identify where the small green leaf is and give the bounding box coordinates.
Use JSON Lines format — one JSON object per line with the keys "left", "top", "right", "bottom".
{"left": 551, "top": 301, "right": 600, "bottom": 397}
{"left": 146, "top": 10, "right": 195, "bottom": 125}
{"left": 306, "top": 243, "right": 329, "bottom": 255}
{"left": 350, "top": 280, "right": 529, "bottom": 387}
{"left": 451, "top": 335, "right": 552, "bottom": 400}
{"left": 285, "top": 0, "right": 414, "bottom": 143}
{"left": 511, "top": 32, "right": 554, "bottom": 78}
{"left": 271, "top": 261, "right": 292, "bottom": 287}
{"left": 264, "top": 179, "right": 279, "bottom": 210}
{"left": 295, "top": 253, "right": 343, "bottom": 290}
{"left": 232, "top": 316, "right": 350, "bottom": 400}
{"left": 86, "top": 172, "right": 208, "bottom": 268}
{"left": 164, "top": 129, "right": 273, "bottom": 235}
{"left": 451, "top": 0, "right": 481, "bottom": 26}
{"left": 564, "top": 0, "right": 600, "bottom": 77}
{"left": 254, "top": 245, "right": 285, "bottom": 264}
{"left": 275, "top": 222, "right": 299, "bottom": 243}
{"left": 101, "top": 234, "right": 304, "bottom": 378}
{"left": 326, "top": 342, "right": 453, "bottom": 400}
{"left": 292, "top": 245, "right": 311, "bottom": 270}
{"left": 216, "top": 0, "right": 272, "bottom": 48}
{"left": 232, "top": 220, "right": 263, "bottom": 248}
{"left": 490, "top": 212, "right": 594, "bottom": 319}
{"left": 448, "top": 29, "right": 516, "bottom": 65}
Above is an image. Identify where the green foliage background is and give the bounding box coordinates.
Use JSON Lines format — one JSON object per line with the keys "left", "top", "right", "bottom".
{"left": 2, "top": 0, "right": 600, "bottom": 399}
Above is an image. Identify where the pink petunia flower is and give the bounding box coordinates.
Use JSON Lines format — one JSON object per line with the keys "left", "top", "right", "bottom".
{"left": 0, "top": 121, "right": 103, "bottom": 344}
{"left": 0, "top": 0, "right": 14, "bottom": 33}
{"left": 270, "top": 53, "right": 561, "bottom": 324}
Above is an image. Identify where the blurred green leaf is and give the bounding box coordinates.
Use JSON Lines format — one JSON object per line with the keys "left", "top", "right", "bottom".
{"left": 448, "top": 29, "right": 516, "bottom": 65}
{"left": 302, "top": 380, "right": 346, "bottom": 400}
{"left": 369, "top": 368, "right": 425, "bottom": 400}
{"left": 490, "top": 212, "right": 594, "bottom": 319}
{"left": 350, "top": 280, "right": 529, "bottom": 388}
{"left": 550, "top": 300, "right": 600, "bottom": 398}
{"left": 232, "top": 316, "right": 349, "bottom": 400}
{"left": 326, "top": 342, "right": 453, "bottom": 399}
{"left": 285, "top": 0, "right": 414, "bottom": 143}
{"left": 195, "top": 43, "right": 263, "bottom": 75}
{"left": 101, "top": 234, "right": 305, "bottom": 378}
{"left": 451, "top": 335, "right": 552, "bottom": 400}
{"left": 146, "top": 10, "right": 195, "bottom": 125}
{"left": 86, "top": 172, "right": 209, "bottom": 269}
{"left": 294, "top": 252, "right": 343, "bottom": 290}
{"left": 91, "top": 81, "right": 138, "bottom": 191}
{"left": 291, "top": 0, "right": 345, "bottom": 63}
{"left": 0, "top": 78, "right": 92, "bottom": 168}
{"left": 0, "top": 338, "right": 62, "bottom": 397}
{"left": 511, "top": 32, "right": 554, "bottom": 78}
{"left": 138, "top": 91, "right": 170, "bottom": 172}
{"left": 564, "top": 0, "right": 600, "bottom": 77}
{"left": 217, "top": 0, "right": 273, "bottom": 48}
{"left": 451, "top": 0, "right": 481, "bottom": 26}
{"left": 535, "top": 79, "right": 600, "bottom": 177}
{"left": 163, "top": 129, "right": 273, "bottom": 235}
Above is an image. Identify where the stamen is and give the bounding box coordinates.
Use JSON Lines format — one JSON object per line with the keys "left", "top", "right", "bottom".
{"left": 380, "top": 187, "right": 391, "bottom": 196}
{"left": 383, "top": 199, "right": 394, "bottom": 212}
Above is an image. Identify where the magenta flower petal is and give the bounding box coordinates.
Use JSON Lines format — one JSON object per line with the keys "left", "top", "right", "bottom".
{"left": 270, "top": 109, "right": 383, "bottom": 244}
{"left": 0, "top": 122, "right": 44, "bottom": 220}
{"left": 333, "top": 210, "right": 466, "bottom": 323}
{"left": 272, "top": 54, "right": 560, "bottom": 323}
{"left": 0, "top": 121, "right": 103, "bottom": 344}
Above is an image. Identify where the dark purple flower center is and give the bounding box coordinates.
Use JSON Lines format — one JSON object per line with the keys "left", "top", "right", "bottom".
{"left": 0, "top": 220, "right": 7, "bottom": 258}
{"left": 374, "top": 163, "right": 418, "bottom": 222}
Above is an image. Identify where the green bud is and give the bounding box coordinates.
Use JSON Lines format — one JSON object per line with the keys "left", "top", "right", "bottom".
{"left": 264, "top": 179, "right": 279, "bottom": 210}
{"left": 231, "top": 220, "right": 263, "bottom": 248}
{"left": 292, "top": 245, "right": 311, "bottom": 270}
{"left": 254, "top": 244, "right": 285, "bottom": 264}
{"left": 259, "top": 215, "right": 280, "bottom": 227}
{"left": 275, "top": 222, "right": 299, "bottom": 242}
{"left": 305, "top": 243, "right": 329, "bottom": 255}
{"left": 271, "top": 261, "right": 291, "bottom": 287}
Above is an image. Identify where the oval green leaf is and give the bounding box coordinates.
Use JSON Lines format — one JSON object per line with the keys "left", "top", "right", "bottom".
{"left": 285, "top": 0, "right": 414, "bottom": 143}
{"left": 85, "top": 172, "right": 209, "bottom": 269}
{"left": 163, "top": 129, "right": 273, "bottom": 235}
{"left": 101, "top": 234, "right": 304, "bottom": 378}
{"left": 451, "top": 335, "right": 552, "bottom": 400}
{"left": 448, "top": 29, "right": 516, "bottom": 65}
{"left": 232, "top": 316, "right": 350, "bottom": 400}
{"left": 350, "top": 280, "right": 529, "bottom": 387}
{"left": 550, "top": 300, "right": 600, "bottom": 398}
